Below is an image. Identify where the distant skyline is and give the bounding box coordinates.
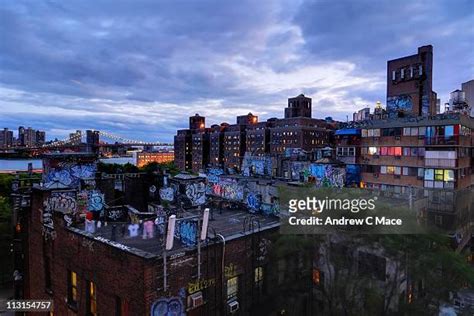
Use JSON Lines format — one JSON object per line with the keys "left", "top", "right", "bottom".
{"left": 1, "top": 0, "right": 473, "bottom": 142}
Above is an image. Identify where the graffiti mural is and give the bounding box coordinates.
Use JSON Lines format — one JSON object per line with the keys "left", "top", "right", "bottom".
{"left": 310, "top": 164, "right": 345, "bottom": 188}
{"left": 43, "top": 162, "right": 96, "bottom": 188}
{"left": 159, "top": 187, "right": 175, "bottom": 202}
{"left": 88, "top": 191, "right": 105, "bottom": 212}
{"left": 185, "top": 182, "right": 206, "bottom": 206}
{"left": 387, "top": 95, "right": 413, "bottom": 113}
{"left": 210, "top": 178, "right": 244, "bottom": 201}
{"left": 207, "top": 168, "right": 224, "bottom": 183}
{"left": 246, "top": 193, "right": 261, "bottom": 212}
{"left": 151, "top": 297, "right": 185, "bottom": 316}
{"left": 290, "top": 162, "right": 311, "bottom": 181}
{"left": 241, "top": 155, "right": 272, "bottom": 177}
{"left": 106, "top": 208, "right": 127, "bottom": 222}
{"left": 45, "top": 191, "right": 77, "bottom": 213}
{"left": 175, "top": 220, "right": 197, "bottom": 247}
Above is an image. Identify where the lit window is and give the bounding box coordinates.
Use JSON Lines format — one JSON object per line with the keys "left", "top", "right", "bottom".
{"left": 227, "top": 276, "right": 238, "bottom": 300}
{"left": 434, "top": 169, "right": 444, "bottom": 181}
{"left": 87, "top": 280, "right": 97, "bottom": 315}
{"left": 68, "top": 270, "right": 78, "bottom": 307}
{"left": 368, "top": 147, "right": 377, "bottom": 155}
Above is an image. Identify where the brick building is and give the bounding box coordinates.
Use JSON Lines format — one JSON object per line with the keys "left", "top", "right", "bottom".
{"left": 387, "top": 45, "right": 437, "bottom": 117}
{"left": 358, "top": 113, "right": 474, "bottom": 229}
{"left": 23, "top": 183, "right": 279, "bottom": 316}
{"left": 209, "top": 124, "right": 227, "bottom": 169}
{"left": 135, "top": 151, "right": 175, "bottom": 168}
{"left": 174, "top": 129, "right": 192, "bottom": 171}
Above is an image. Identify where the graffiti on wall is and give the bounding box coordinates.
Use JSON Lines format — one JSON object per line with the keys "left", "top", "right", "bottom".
{"left": 159, "top": 187, "right": 175, "bottom": 202}
{"left": 290, "top": 162, "right": 311, "bottom": 181}
{"left": 151, "top": 297, "right": 185, "bottom": 316}
{"left": 185, "top": 182, "right": 206, "bottom": 206}
{"left": 45, "top": 191, "right": 77, "bottom": 213}
{"left": 310, "top": 164, "right": 345, "bottom": 188}
{"left": 387, "top": 95, "right": 413, "bottom": 113}
{"left": 207, "top": 168, "right": 224, "bottom": 183}
{"left": 345, "top": 164, "right": 361, "bottom": 186}
{"left": 242, "top": 155, "right": 272, "bottom": 177}
{"left": 210, "top": 178, "right": 244, "bottom": 201}
{"left": 43, "top": 162, "right": 96, "bottom": 188}
{"left": 188, "top": 278, "right": 215, "bottom": 294}
{"left": 106, "top": 208, "right": 127, "bottom": 222}
{"left": 88, "top": 191, "right": 105, "bottom": 212}
{"left": 246, "top": 193, "right": 261, "bottom": 212}
{"left": 422, "top": 94, "right": 430, "bottom": 116}
{"left": 175, "top": 220, "right": 198, "bottom": 247}
{"left": 257, "top": 238, "right": 271, "bottom": 261}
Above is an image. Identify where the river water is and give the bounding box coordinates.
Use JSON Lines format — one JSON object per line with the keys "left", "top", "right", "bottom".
{"left": 0, "top": 157, "right": 135, "bottom": 172}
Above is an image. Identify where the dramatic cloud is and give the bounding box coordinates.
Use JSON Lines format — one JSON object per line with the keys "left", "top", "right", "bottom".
{"left": 0, "top": 0, "right": 472, "bottom": 141}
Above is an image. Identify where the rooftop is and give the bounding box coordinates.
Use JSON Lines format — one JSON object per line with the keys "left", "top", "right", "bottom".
{"left": 68, "top": 206, "right": 280, "bottom": 259}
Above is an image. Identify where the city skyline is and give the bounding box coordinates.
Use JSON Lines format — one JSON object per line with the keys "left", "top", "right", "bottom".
{"left": 1, "top": 0, "right": 473, "bottom": 142}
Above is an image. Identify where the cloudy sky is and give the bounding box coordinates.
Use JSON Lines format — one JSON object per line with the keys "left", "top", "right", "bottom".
{"left": 1, "top": 0, "right": 473, "bottom": 142}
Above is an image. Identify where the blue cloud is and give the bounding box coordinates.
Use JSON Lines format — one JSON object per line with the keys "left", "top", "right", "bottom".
{"left": 0, "top": 0, "right": 472, "bottom": 142}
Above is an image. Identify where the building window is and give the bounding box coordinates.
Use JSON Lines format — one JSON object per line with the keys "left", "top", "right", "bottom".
{"left": 392, "top": 70, "right": 396, "bottom": 81}
{"left": 87, "top": 280, "right": 97, "bottom": 316}
{"left": 227, "top": 276, "right": 238, "bottom": 300}
{"left": 254, "top": 267, "right": 264, "bottom": 294}
{"left": 67, "top": 270, "right": 78, "bottom": 307}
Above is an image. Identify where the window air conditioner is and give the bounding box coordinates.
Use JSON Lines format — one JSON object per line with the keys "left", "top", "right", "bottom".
{"left": 189, "top": 292, "right": 204, "bottom": 309}
{"left": 228, "top": 301, "right": 239, "bottom": 313}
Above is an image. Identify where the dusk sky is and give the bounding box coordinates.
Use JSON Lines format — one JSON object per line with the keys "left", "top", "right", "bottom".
{"left": 1, "top": 0, "right": 473, "bottom": 142}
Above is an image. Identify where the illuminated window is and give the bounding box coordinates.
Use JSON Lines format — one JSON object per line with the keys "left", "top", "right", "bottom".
{"left": 68, "top": 270, "right": 78, "bottom": 307}
{"left": 434, "top": 169, "right": 444, "bottom": 181}
{"left": 87, "top": 280, "right": 97, "bottom": 315}
{"left": 368, "top": 147, "right": 377, "bottom": 155}
{"left": 444, "top": 170, "right": 454, "bottom": 182}
{"left": 394, "top": 147, "right": 402, "bottom": 156}
{"left": 227, "top": 276, "right": 238, "bottom": 300}
{"left": 386, "top": 166, "right": 395, "bottom": 174}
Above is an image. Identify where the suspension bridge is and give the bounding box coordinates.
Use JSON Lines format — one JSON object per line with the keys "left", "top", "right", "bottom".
{"left": 41, "top": 130, "right": 173, "bottom": 148}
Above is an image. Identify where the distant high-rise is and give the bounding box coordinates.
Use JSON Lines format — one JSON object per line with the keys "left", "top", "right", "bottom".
{"left": 461, "top": 79, "right": 474, "bottom": 116}
{"left": 387, "top": 45, "right": 436, "bottom": 117}
{"left": 36, "top": 130, "right": 46, "bottom": 145}
{"left": 0, "top": 128, "right": 13, "bottom": 148}
{"left": 285, "top": 94, "right": 312, "bottom": 118}
{"left": 24, "top": 127, "right": 36, "bottom": 147}
{"left": 18, "top": 126, "right": 25, "bottom": 146}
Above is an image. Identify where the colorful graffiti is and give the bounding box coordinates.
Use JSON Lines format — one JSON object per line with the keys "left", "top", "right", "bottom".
{"left": 210, "top": 178, "right": 244, "bottom": 201}
{"left": 151, "top": 297, "right": 185, "bottom": 316}
{"left": 207, "top": 168, "right": 224, "bottom": 183}
{"left": 260, "top": 202, "right": 279, "bottom": 216}
{"left": 88, "top": 191, "right": 105, "bottom": 212}
{"left": 77, "top": 191, "right": 88, "bottom": 213}
{"left": 310, "top": 164, "right": 345, "bottom": 188}
{"left": 387, "top": 95, "right": 413, "bottom": 113}
{"left": 246, "top": 193, "right": 261, "bottom": 212}
{"left": 175, "top": 220, "right": 197, "bottom": 247}
{"left": 43, "top": 163, "right": 96, "bottom": 188}
{"left": 290, "top": 162, "right": 311, "bottom": 181}
{"left": 45, "top": 191, "right": 77, "bottom": 213}
{"left": 159, "top": 187, "right": 175, "bottom": 202}
{"left": 185, "top": 182, "right": 206, "bottom": 206}
{"left": 242, "top": 155, "right": 272, "bottom": 177}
